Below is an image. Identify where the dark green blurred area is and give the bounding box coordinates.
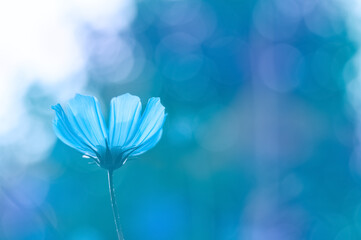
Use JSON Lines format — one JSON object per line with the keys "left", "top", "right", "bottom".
{"left": 1, "top": 0, "right": 361, "bottom": 239}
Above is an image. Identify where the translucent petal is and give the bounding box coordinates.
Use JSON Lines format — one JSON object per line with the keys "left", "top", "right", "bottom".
{"left": 108, "top": 93, "right": 142, "bottom": 148}
{"left": 127, "top": 97, "right": 166, "bottom": 153}
{"left": 52, "top": 104, "right": 97, "bottom": 158}
{"left": 131, "top": 129, "right": 164, "bottom": 156}
{"left": 52, "top": 93, "right": 166, "bottom": 168}
{"left": 65, "top": 94, "right": 108, "bottom": 148}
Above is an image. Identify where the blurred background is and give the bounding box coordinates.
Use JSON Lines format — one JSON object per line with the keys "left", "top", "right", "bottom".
{"left": 1, "top": 0, "right": 361, "bottom": 239}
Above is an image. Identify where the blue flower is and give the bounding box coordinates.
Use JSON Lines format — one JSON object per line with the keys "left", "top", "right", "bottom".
{"left": 52, "top": 93, "right": 166, "bottom": 170}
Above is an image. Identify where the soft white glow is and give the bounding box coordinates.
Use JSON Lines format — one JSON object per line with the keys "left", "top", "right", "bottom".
{"left": 0, "top": 0, "right": 135, "bottom": 165}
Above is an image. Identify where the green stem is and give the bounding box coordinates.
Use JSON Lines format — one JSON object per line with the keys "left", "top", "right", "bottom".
{"left": 107, "top": 170, "right": 124, "bottom": 240}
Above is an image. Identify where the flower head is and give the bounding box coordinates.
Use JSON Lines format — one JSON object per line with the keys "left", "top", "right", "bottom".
{"left": 52, "top": 93, "right": 166, "bottom": 170}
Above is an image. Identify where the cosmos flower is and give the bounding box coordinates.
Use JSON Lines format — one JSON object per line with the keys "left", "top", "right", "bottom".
{"left": 52, "top": 93, "right": 166, "bottom": 170}
{"left": 52, "top": 93, "right": 166, "bottom": 240}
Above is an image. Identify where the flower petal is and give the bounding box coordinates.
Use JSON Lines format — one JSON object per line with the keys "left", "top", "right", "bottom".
{"left": 64, "top": 94, "right": 107, "bottom": 149}
{"left": 127, "top": 97, "right": 166, "bottom": 153}
{"left": 131, "top": 129, "right": 163, "bottom": 156}
{"left": 52, "top": 104, "right": 97, "bottom": 158}
{"left": 108, "top": 93, "right": 142, "bottom": 148}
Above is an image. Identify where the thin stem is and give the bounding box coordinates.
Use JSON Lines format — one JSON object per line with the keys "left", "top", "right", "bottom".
{"left": 107, "top": 170, "right": 124, "bottom": 240}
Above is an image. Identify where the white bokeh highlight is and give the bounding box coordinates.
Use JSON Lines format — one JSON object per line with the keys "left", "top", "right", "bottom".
{"left": 0, "top": 0, "right": 136, "bottom": 169}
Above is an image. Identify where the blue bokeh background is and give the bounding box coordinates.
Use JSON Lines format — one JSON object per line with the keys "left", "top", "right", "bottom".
{"left": 1, "top": 0, "right": 361, "bottom": 239}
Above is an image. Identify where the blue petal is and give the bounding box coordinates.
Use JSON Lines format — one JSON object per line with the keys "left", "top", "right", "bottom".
{"left": 65, "top": 94, "right": 108, "bottom": 149}
{"left": 127, "top": 97, "right": 166, "bottom": 155}
{"left": 108, "top": 93, "right": 142, "bottom": 148}
{"left": 52, "top": 94, "right": 108, "bottom": 157}
{"left": 131, "top": 129, "right": 163, "bottom": 156}
{"left": 52, "top": 104, "right": 97, "bottom": 158}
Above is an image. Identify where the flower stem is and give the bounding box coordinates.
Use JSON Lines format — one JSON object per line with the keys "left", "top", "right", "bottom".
{"left": 107, "top": 170, "right": 124, "bottom": 240}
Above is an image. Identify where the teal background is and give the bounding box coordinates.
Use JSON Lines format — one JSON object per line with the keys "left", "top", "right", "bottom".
{"left": 1, "top": 0, "right": 361, "bottom": 239}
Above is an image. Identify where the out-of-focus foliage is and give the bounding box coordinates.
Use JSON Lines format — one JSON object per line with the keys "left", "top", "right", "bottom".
{"left": 0, "top": 0, "right": 361, "bottom": 239}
